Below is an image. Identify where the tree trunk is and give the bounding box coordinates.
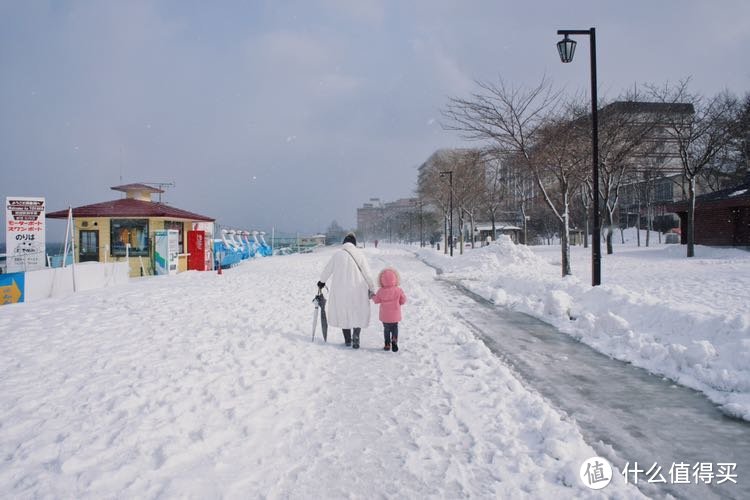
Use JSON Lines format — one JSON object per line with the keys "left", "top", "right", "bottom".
{"left": 645, "top": 185, "right": 652, "bottom": 247}
{"left": 636, "top": 197, "right": 641, "bottom": 247}
{"left": 521, "top": 202, "right": 527, "bottom": 245}
{"left": 561, "top": 195, "right": 571, "bottom": 276}
{"left": 584, "top": 209, "right": 589, "bottom": 249}
{"left": 459, "top": 212, "right": 464, "bottom": 255}
{"left": 687, "top": 177, "right": 696, "bottom": 258}
{"left": 469, "top": 214, "right": 475, "bottom": 249}
{"left": 580, "top": 188, "right": 589, "bottom": 249}
{"left": 606, "top": 207, "right": 615, "bottom": 255}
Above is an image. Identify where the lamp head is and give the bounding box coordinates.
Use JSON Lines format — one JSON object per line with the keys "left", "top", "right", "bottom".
{"left": 557, "top": 34, "right": 576, "bottom": 63}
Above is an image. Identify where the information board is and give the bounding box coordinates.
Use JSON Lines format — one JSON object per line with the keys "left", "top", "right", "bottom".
{"left": 5, "top": 197, "right": 46, "bottom": 273}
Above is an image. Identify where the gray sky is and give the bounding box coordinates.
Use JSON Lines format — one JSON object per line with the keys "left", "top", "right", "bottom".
{"left": 1, "top": 0, "right": 748, "bottom": 241}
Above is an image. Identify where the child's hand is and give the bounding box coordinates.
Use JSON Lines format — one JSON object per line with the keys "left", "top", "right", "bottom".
{"left": 368, "top": 290, "right": 375, "bottom": 299}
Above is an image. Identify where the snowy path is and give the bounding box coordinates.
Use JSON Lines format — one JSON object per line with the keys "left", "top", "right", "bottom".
{"left": 419, "top": 239, "right": 750, "bottom": 422}
{"left": 435, "top": 277, "right": 750, "bottom": 500}
{"left": 0, "top": 247, "right": 642, "bottom": 498}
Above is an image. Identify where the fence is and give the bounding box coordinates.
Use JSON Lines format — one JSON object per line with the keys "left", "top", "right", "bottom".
{"left": 0, "top": 261, "right": 130, "bottom": 306}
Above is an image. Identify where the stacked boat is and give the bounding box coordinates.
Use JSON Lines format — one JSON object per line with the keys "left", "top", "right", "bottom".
{"left": 213, "top": 228, "right": 272, "bottom": 269}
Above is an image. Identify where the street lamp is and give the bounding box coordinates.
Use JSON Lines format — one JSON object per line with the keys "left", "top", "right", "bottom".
{"left": 419, "top": 200, "right": 424, "bottom": 248}
{"left": 415, "top": 199, "right": 425, "bottom": 248}
{"left": 556, "top": 27, "right": 601, "bottom": 286}
{"left": 440, "top": 170, "right": 454, "bottom": 257}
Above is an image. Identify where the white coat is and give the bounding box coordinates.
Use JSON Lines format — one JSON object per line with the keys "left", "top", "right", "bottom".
{"left": 319, "top": 243, "right": 376, "bottom": 329}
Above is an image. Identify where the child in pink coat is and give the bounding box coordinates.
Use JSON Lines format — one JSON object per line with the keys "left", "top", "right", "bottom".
{"left": 371, "top": 267, "right": 407, "bottom": 352}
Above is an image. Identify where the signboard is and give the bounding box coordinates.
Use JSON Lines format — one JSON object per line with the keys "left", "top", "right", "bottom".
{"left": 154, "top": 229, "right": 179, "bottom": 275}
{"left": 5, "top": 197, "right": 46, "bottom": 273}
{"left": 0, "top": 272, "right": 25, "bottom": 305}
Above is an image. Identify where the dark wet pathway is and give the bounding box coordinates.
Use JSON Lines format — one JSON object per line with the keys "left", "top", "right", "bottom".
{"left": 435, "top": 277, "right": 750, "bottom": 500}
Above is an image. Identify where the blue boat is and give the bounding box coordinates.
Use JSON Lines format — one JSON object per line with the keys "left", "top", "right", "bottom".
{"left": 258, "top": 231, "right": 273, "bottom": 256}
{"left": 213, "top": 229, "right": 243, "bottom": 269}
{"left": 240, "top": 231, "right": 257, "bottom": 258}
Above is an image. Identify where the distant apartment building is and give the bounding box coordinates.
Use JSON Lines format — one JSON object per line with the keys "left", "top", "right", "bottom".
{"left": 611, "top": 101, "right": 696, "bottom": 231}
{"left": 357, "top": 197, "right": 418, "bottom": 242}
{"left": 357, "top": 198, "right": 384, "bottom": 239}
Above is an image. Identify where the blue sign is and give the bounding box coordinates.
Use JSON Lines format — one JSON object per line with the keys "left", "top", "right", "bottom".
{"left": 0, "top": 272, "right": 25, "bottom": 305}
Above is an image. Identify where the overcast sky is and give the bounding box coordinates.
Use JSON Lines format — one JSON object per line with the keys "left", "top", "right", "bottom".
{"left": 1, "top": 0, "right": 748, "bottom": 241}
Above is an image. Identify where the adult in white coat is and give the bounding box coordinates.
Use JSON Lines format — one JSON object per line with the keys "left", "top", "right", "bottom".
{"left": 317, "top": 233, "right": 376, "bottom": 349}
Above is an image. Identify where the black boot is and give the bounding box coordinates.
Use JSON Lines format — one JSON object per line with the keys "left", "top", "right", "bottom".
{"left": 391, "top": 335, "right": 398, "bottom": 352}
{"left": 343, "top": 329, "right": 352, "bottom": 347}
{"left": 352, "top": 328, "right": 361, "bottom": 349}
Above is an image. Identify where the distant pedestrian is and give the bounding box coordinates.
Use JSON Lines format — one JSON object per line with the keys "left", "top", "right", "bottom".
{"left": 317, "top": 232, "right": 376, "bottom": 349}
{"left": 371, "top": 267, "right": 407, "bottom": 352}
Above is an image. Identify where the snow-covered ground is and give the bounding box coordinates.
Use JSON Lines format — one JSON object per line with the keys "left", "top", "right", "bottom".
{"left": 0, "top": 247, "right": 642, "bottom": 498}
{"left": 419, "top": 230, "right": 750, "bottom": 422}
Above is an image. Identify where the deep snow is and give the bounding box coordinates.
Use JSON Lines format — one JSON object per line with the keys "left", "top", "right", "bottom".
{"left": 419, "top": 232, "right": 750, "bottom": 421}
{"left": 0, "top": 247, "right": 643, "bottom": 498}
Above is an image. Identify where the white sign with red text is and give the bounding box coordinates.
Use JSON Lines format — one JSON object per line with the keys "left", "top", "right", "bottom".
{"left": 5, "top": 197, "right": 46, "bottom": 272}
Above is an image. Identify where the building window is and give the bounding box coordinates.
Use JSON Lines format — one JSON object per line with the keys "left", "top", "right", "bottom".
{"left": 111, "top": 219, "right": 149, "bottom": 256}
{"left": 164, "top": 221, "right": 184, "bottom": 253}
{"left": 654, "top": 181, "right": 674, "bottom": 202}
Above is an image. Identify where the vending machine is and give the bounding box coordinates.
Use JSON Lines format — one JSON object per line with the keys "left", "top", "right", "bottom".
{"left": 154, "top": 229, "right": 179, "bottom": 275}
{"left": 187, "top": 230, "right": 206, "bottom": 271}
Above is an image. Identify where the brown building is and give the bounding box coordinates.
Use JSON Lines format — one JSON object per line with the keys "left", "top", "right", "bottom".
{"left": 668, "top": 180, "right": 750, "bottom": 246}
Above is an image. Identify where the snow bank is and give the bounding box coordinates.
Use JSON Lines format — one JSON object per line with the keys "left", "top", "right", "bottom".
{"left": 418, "top": 235, "right": 750, "bottom": 421}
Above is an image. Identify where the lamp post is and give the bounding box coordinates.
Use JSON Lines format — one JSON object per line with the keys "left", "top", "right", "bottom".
{"left": 443, "top": 211, "right": 447, "bottom": 253}
{"left": 418, "top": 199, "right": 424, "bottom": 247}
{"left": 440, "top": 170, "right": 454, "bottom": 256}
{"left": 557, "top": 27, "right": 601, "bottom": 286}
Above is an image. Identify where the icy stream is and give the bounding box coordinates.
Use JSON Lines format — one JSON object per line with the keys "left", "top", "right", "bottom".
{"left": 435, "top": 278, "right": 750, "bottom": 500}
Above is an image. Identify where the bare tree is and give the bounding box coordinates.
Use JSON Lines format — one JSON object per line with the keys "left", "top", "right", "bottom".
{"left": 647, "top": 80, "right": 740, "bottom": 257}
{"left": 577, "top": 183, "right": 591, "bottom": 248}
{"left": 702, "top": 92, "right": 750, "bottom": 189}
{"left": 443, "top": 77, "right": 587, "bottom": 276}
{"left": 501, "top": 151, "right": 537, "bottom": 244}
{"left": 480, "top": 151, "right": 506, "bottom": 239}
{"left": 532, "top": 113, "right": 589, "bottom": 274}
{"left": 739, "top": 93, "right": 750, "bottom": 177}
{"left": 584, "top": 98, "right": 666, "bottom": 254}
{"left": 452, "top": 149, "right": 486, "bottom": 253}
{"left": 417, "top": 149, "right": 455, "bottom": 253}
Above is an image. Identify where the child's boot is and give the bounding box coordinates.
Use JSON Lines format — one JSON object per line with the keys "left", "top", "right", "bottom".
{"left": 384, "top": 331, "right": 391, "bottom": 351}
{"left": 391, "top": 335, "right": 398, "bottom": 352}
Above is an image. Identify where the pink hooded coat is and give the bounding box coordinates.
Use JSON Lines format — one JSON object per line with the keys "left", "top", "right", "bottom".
{"left": 372, "top": 268, "right": 407, "bottom": 323}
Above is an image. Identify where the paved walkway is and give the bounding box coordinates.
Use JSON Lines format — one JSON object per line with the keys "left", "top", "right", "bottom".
{"left": 431, "top": 273, "right": 750, "bottom": 499}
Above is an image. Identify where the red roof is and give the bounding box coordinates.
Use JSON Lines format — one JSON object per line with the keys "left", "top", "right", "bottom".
{"left": 46, "top": 198, "right": 214, "bottom": 221}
